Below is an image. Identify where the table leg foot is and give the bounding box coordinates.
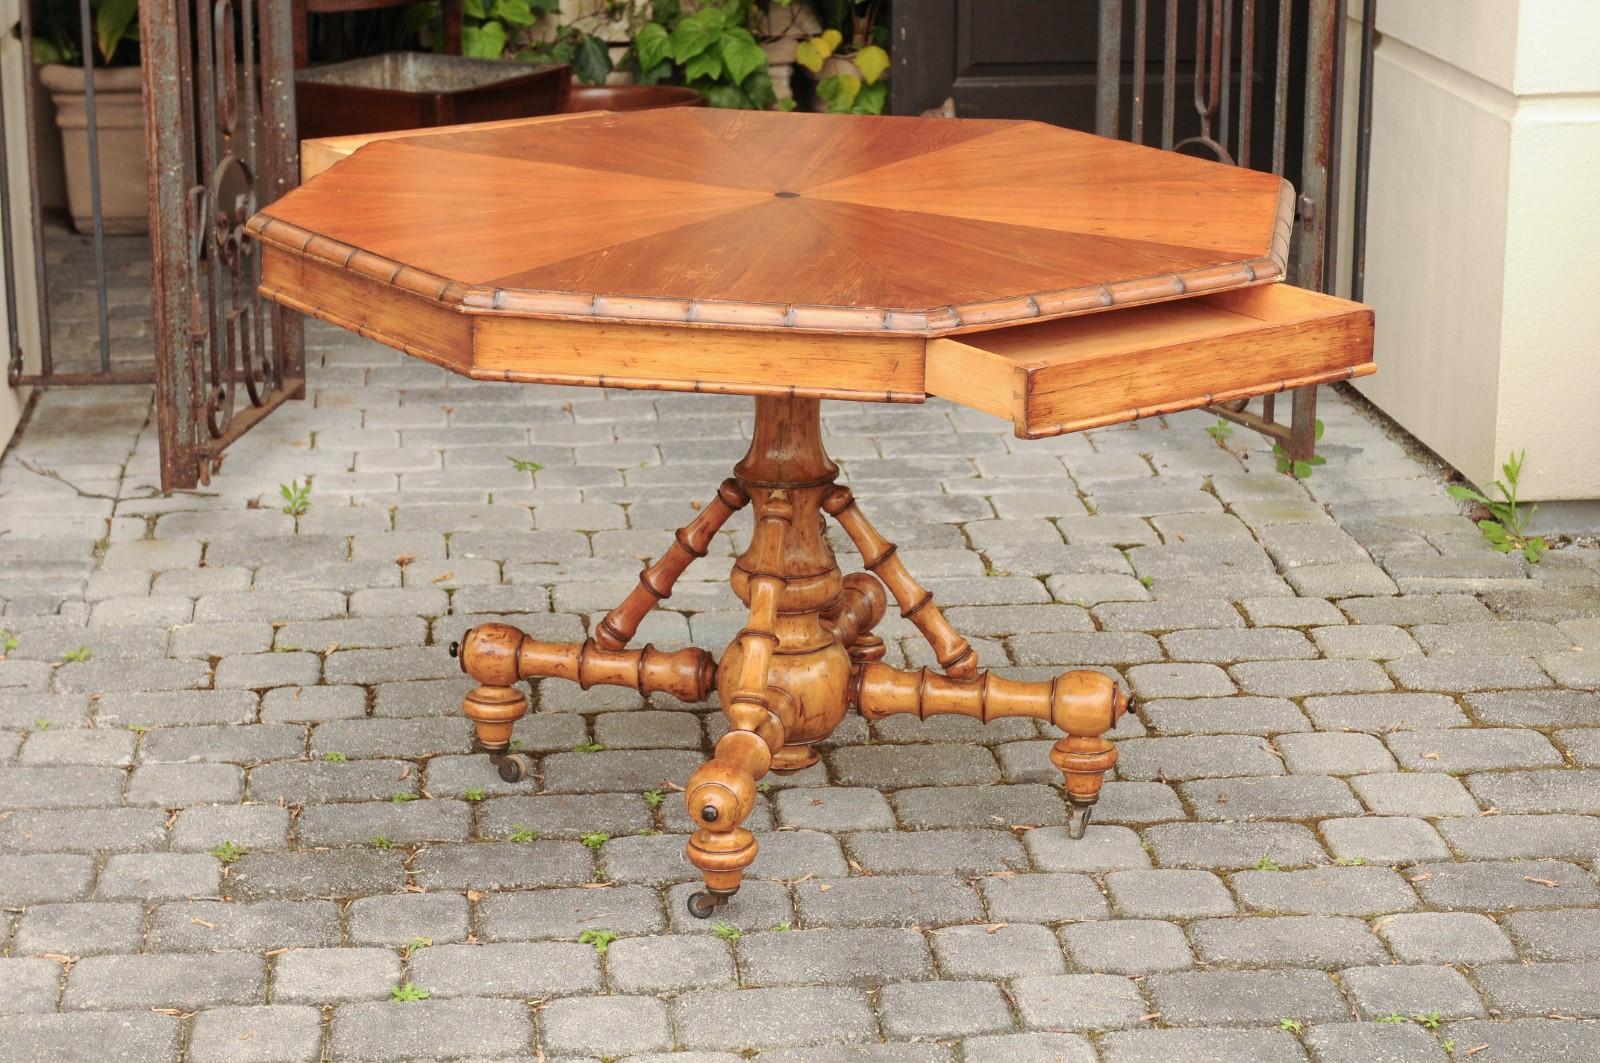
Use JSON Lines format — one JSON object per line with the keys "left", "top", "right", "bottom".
{"left": 686, "top": 889, "right": 733, "bottom": 920}
{"left": 491, "top": 751, "right": 531, "bottom": 783}
{"left": 853, "top": 662, "right": 1132, "bottom": 841}
{"left": 1066, "top": 801, "right": 1094, "bottom": 839}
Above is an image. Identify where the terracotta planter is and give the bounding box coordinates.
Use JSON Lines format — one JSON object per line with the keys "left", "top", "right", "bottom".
{"left": 565, "top": 84, "right": 705, "bottom": 112}
{"left": 39, "top": 64, "right": 148, "bottom": 235}
{"left": 295, "top": 54, "right": 571, "bottom": 141}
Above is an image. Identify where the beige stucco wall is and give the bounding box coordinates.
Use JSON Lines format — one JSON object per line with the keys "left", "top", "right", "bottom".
{"left": 1345, "top": 0, "right": 1600, "bottom": 507}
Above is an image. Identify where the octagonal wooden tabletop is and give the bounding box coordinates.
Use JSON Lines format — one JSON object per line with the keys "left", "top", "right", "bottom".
{"left": 249, "top": 108, "right": 1293, "bottom": 336}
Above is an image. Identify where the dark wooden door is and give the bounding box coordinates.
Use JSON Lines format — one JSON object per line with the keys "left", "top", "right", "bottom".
{"left": 890, "top": 0, "right": 1286, "bottom": 173}
{"left": 891, "top": 0, "right": 1097, "bottom": 125}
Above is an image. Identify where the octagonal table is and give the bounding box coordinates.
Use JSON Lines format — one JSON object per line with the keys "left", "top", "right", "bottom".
{"left": 249, "top": 108, "right": 1373, "bottom": 918}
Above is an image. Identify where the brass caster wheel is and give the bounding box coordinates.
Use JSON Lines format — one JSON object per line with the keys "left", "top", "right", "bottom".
{"left": 686, "top": 890, "right": 729, "bottom": 919}
{"left": 493, "top": 753, "right": 530, "bottom": 783}
{"left": 1066, "top": 803, "right": 1094, "bottom": 840}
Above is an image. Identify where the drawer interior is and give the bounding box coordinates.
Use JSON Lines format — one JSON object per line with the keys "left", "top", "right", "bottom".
{"left": 926, "top": 283, "right": 1374, "bottom": 438}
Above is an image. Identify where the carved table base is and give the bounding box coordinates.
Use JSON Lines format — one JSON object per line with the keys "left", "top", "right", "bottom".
{"left": 449, "top": 395, "right": 1132, "bottom": 917}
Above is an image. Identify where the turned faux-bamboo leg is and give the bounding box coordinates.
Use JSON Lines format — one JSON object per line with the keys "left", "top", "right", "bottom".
{"left": 684, "top": 490, "right": 792, "bottom": 917}
{"left": 823, "top": 485, "right": 979, "bottom": 679}
{"left": 450, "top": 623, "right": 717, "bottom": 780}
{"left": 594, "top": 478, "right": 749, "bottom": 651}
{"left": 853, "top": 662, "right": 1133, "bottom": 837}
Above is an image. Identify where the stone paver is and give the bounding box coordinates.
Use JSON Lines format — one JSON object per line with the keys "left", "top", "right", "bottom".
{"left": 1, "top": 304, "right": 1595, "bottom": 1058}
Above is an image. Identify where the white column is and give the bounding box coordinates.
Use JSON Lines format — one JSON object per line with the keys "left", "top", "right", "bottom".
{"left": 1340, "top": 0, "right": 1600, "bottom": 522}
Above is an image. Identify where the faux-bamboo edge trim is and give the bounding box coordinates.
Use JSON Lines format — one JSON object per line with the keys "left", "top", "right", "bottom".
{"left": 246, "top": 184, "right": 1294, "bottom": 338}
{"left": 466, "top": 366, "right": 925, "bottom": 404}
{"left": 1017, "top": 360, "right": 1375, "bottom": 439}
{"left": 256, "top": 281, "right": 927, "bottom": 405}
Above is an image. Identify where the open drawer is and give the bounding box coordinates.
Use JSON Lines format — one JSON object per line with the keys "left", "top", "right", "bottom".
{"left": 926, "top": 283, "right": 1374, "bottom": 438}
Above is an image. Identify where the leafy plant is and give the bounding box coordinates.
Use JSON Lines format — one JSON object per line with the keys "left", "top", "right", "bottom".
{"left": 796, "top": 0, "right": 888, "bottom": 113}
{"left": 1206, "top": 417, "right": 1234, "bottom": 445}
{"left": 33, "top": 718, "right": 51, "bottom": 731}
{"left": 1253, "top": 854, "right": 1281, "bottom": 872}
{"left": 578, "top": 927, "right": 618, "bottom": 954}
{"left": 633, "top": 0, "right": 779, "bottom": 110}
{"left": 391, "top": 981, "right": 430, "bottom": 1002}
{"left": 211, "top": 840, "right": 244, "bottom": 864}
{"left": 796, "top": 28, "right": 887, "bottom": 114}
{"left": 323, "top": 751, "right": 348, "bottom": 763}
{"left": 581, "top": 831, "right": 611, "bottom": 851}
{"left": 62, "top": 645, "right": 92, "bottom": 663}
{"left": 403, "top": 936, "right": 433, "bottom": 958}
{"left": 509, "top": 456, "right": 544, "bottom": 474}
{"left": 31, "top": 0, "right": 140, "bottom": 65}
{"left": 464, "top": 787, "right": 487, "bottom": 802}
{"left": 1279, "top": 1018, "right": 1303, "bottom": 1033}
{"left": 1414, "top": 1011, "right": 1442, "bottom": 1029}
{"left": 1272, "top": 419, "right": 1326, "bottom": 479}
{"left": 515, "top": 17, "right": 616, "bottom": 86}
{"left": 1447, "top": 449, "right": 1548, "bottom": 563}
{"left": 642, "top": 788, "right": 666, "bottom": 809}
{"left": 0, "top": 630, "right": 17, "bottom": 654}
{"left": 771, "top": 920, "right": 792, "bottom": 932}
{"left": 371, "top": 835, "right": 393, "bottom": 849}
{"left": 711, "top": 921, "right": 741, "bottom": 942}
{"left": 1335, "top": 856, "right": 1367, "bottom": 867}
{"left": 392, "top": 792, "right": 418, "bottom": 803}
{"left": 507, "top": 824, "right": 537, "bottom": 843}
{"left": 1376, "top": 1012, "right": 1407, "bottom": 1024}
{"left": 572, "top": 741, "right": 605, "bottom": 753}
{"left": 280, "top": 479, "right": 311, "bottom": 517}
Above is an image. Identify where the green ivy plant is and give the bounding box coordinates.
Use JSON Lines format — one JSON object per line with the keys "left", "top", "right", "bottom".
{"left": 796, "top": 0, "right": 888, "bottom": 113}
{"left": 1447, "top": 449, "right": 1548, "bottom": 563}
{"left": 31, "top": 0, "right": 140, "bottom": 66}
{"left": 632, "top": 0, "right": 782, "bottom": 110}
{"left": 1272, "top": 419, "right": 1326, "bottom": 479}
{"left": 434, "top": 0, "right": 614, "bottom": 84}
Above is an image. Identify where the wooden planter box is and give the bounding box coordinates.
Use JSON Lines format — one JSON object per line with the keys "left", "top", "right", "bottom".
{"left": 295, "top": 53, "right": 570, "bottom": 141}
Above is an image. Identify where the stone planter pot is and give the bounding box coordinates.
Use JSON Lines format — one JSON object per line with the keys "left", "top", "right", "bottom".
{"left": 39, "top": 64, "right": 148, "bottom": 235}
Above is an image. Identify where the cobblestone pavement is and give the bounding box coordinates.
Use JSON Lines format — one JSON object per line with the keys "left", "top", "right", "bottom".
{"left": 2, "top": 316, "right": 1599, "bottom": 1063}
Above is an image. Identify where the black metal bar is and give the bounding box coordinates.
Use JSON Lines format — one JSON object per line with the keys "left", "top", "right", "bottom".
{"left": 0, "top": 29, "right": 21, "bottom": 386}
{"left": 1321, "top": 0, "right": 1347, "bottom": 292}
{"left": 1351, "top": 0, "right": 1377, "bottom": 302}
{"left": 77, "top": 0, "right": 113, "bottom": 373}
{"left": 142, "top": 0, "right": 203, "bottom": 489}
{"left": 1238, "top": 0, "right": 1255, "bottom": 168}
{"left": 258, "top": 0, "right": 307, "bottom": 393}
{"left": 1096, "top": 0, "right": 1123, "bottom": 137}
{"left": 1162, "top": 0, "right": 1177, "bottom": 150}
{"left": 12, "top": 368, "right": 157, "bottom": 387}
{"left": 1132, "top": 0, "right": 1148, "bottom": 144}
{"left": 1218, "top": 0, "right": 1233, "bottom": 155}
{"left": 1287, "top": 384, "right": 1319, "bottom": 464}
{"left": 1272, "top": 0, "right": 1291, "bottom": 175}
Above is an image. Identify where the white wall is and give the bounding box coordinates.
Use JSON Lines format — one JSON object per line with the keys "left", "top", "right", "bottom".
{"left": 1344, "top": 0, "right": 1600, "bottom": 513}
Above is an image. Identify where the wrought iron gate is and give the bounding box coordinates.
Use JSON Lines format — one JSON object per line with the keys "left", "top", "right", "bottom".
{"left": 142, "top": 0, "right": 305, "bottom": 489}
{"left": 1094, "top": 0, "right": 1375, "bottom": 463}
{"left": 3, "top": 1, "right": 303, "bottom": 490}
